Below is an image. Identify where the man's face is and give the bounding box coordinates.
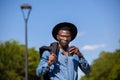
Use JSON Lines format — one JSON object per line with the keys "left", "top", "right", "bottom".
{"left": 57, "top": 30, "right": 71, "bottom": 47}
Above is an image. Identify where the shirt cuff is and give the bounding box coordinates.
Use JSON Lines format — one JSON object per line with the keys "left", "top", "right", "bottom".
{"left": 79, "top": 57, "right": 88, "bottom": 68}
{"left": 42, "top": 63, "right": 50, "bottom": 73}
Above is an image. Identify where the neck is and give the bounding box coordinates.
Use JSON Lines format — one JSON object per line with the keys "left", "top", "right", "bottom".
{"left": 59, "top": 44, "right": 69, "bottom": 55}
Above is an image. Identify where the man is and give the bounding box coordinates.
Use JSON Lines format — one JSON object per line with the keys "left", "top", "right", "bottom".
{"left": 36, "top": 22, "right": 91, "bottom": 80}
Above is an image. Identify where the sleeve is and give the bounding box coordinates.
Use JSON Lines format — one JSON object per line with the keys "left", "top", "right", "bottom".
{"left": 79, "top": 57, "right": 91, "bottom": 75}
{"left": 36, "top": 51, "right": 50, "bottom": 76}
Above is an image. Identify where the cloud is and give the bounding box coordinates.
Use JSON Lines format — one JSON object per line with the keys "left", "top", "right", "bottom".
{"left": 81, "top": 44, "right": 105, "bottom": 51}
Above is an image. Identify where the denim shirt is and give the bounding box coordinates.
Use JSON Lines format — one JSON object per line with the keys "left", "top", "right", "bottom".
{"left": 36, "top": 49, "right": 90, "bottom": 80}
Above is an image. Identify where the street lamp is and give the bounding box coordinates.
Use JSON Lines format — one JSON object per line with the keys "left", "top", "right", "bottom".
{"left": 21, "top": 4, "right": 32, "bottom": 80}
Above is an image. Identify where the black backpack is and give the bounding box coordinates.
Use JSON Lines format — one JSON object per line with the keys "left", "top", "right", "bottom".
{"left": 39, "top": 42, "right": 59, "bottom": 80}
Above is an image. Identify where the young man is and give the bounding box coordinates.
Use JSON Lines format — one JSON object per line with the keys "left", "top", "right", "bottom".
{"left": 36, "top": 22, "right": 91, "bottom": 80}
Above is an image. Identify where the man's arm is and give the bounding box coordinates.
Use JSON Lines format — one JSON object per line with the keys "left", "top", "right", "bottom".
{"left": 36, "top": 51, "right": 50, "bottom": 76}
{"left": 79, "top": 57, "right": 91, "bottom": 74}
{"left": 36, "top": 51, "right": 56, "bottom": 76}
{"left": 69, "top": 46, "right": 91, "bottom": 74}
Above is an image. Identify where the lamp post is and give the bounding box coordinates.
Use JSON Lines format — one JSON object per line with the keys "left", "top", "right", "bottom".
{"left": 21, "top": 4, "right": 32, "bottom": 80}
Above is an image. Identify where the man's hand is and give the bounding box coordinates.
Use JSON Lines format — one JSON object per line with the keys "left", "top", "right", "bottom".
{"left": 48, "top": 53, "right": 56, "bottom": 66}
{"left": 69, "top": 46, "right": 83, "bottom": 58}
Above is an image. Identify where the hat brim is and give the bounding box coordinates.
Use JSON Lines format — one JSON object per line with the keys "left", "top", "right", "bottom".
{"left": 52, "top": 22, "right": 77, "bottom": 41}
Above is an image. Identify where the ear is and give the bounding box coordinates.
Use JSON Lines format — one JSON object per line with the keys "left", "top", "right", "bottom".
{"left": 56, "top": 34, "right": 59, "bottom": 40}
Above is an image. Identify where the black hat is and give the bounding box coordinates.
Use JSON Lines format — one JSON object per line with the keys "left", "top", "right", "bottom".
{"left": 52, "top": 22, "right": 78, "bottom": 41}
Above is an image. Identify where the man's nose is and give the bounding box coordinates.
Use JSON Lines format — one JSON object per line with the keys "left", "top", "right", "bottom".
{"left": 63, "top": 37, "right": 68, "bottom": 40}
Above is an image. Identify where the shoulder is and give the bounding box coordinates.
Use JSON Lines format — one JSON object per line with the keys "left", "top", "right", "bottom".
{"left": 41, "top": 51, "right": 50, "bottom": 59}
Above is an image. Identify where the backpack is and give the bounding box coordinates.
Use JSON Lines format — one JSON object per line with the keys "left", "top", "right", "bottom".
{"left": 39, "top": 42, "right": 59, "bottom": 80}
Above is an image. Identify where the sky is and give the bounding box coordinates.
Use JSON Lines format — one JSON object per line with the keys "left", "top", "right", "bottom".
{"left": 0, "top": 0, "right": 120, "bottom": 79}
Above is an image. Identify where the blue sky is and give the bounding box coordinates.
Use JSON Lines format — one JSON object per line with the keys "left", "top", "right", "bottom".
{"left": 0, "top": 0, "right": 120, "bottom": 79}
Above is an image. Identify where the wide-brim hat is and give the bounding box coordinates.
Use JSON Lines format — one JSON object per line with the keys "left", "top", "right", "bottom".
{"left": 52, "top": 22, "right": 78, "bottom": 41}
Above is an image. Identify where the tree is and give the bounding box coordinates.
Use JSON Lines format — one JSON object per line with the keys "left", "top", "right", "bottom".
{"left": 0, "top": 40, "right": 40, "bottom": 80}
{"left": 80, "top": 49, "right": 120, "bottom": 80}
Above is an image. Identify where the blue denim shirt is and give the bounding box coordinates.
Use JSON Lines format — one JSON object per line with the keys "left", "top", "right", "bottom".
{"left": 36, "top": 49, "right": 90, "bottom": 80}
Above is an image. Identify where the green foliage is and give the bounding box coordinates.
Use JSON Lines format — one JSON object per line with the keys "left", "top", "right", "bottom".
{"left": 28, "top": 47, "right": 40, "bottom": 79}
{"left": 81, "top": 50, "right": 120, "bottom": 80}
{"left": 0, "top": 40, "right": 40, "bottom": 80}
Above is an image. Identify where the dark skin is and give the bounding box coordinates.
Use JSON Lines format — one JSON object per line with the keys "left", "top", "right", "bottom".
{"left": 48, "top": 30, "right": 83, "bottom": 66}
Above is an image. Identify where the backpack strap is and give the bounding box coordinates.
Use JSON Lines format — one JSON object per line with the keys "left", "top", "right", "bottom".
{"left": 39, "top": 42, "right": 58, "bottom": 58}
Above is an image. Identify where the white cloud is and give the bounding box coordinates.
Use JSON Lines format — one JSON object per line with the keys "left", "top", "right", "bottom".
{"left": 81, "top": 44, "right": 105, "bottom": 51}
